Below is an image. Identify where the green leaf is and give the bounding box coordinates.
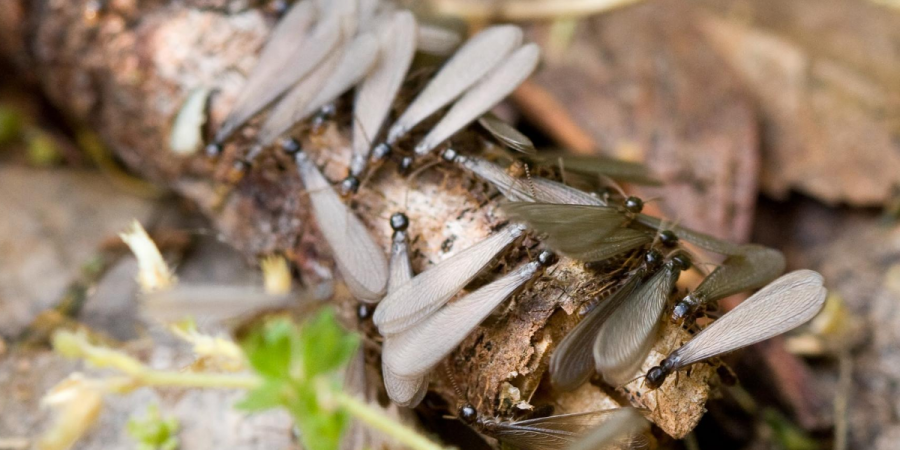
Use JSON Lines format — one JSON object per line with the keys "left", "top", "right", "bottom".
{"left": 241, "top": 319, "right": 297, "bottom": 378}
{"left": 298, "top": 309, "right": 359, "bottom": 378}
{"left": 288, "top": 380, "right": 350, "bottom": 450}
{"left": 127, "top": 404, "right": 180, "bottom": 450}
{"left": 236, "top": 380, "right": 287, "bottom": 412}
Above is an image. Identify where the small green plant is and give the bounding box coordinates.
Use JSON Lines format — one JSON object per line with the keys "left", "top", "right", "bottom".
{"left": 127, "top": 404, "right": 180, "bottom": 450}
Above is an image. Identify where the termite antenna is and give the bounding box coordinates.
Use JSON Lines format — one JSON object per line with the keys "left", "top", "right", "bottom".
{"left": 444, "top": 360, "right": 465, "bottom": 402}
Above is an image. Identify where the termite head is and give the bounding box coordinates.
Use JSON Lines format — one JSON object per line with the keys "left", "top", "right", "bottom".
{"left": 390, "top": 212, "right": 410, "bottom": 232}
{"left": 372, "top": 142, "right": 392, "bottom": 162}
{"left": 671, "top": 252, "right": 692, "bottom": 272}
{"left": 340, "top": 176, "right": 361, "bottom": 196}
{"left": 357, "top": 302, "right": 373, "bottom": 320}
{"left": 537, "top": 250, "right": 558, "bottom": 267}
{"left": 458, "top": 404, "right": 478, "bottom": 425}
{"left": 624, "top": 196, "right": 644, "bottom": 214}
{"left": 205, "top": 142, "right": 223, "bottom": 157}
{"left": 280, "top": 138, "right": 302, "bottom": 155}
{"left": 441, "top": 148, "right": 459, "bottom": 163}
{"left": 659, "top": 230, "right": 679, "bottom": 247}
{"left": 399, "top": 156, "right": 414, "bottom": 175}
{"left": 644, "top": 249, "right": 663, "bottom": 269}
{"left": 646, "top": 356, "right": 677, "bottom": 390}
{"left": 671, "top": 292, "right": 701, "bottom": 324}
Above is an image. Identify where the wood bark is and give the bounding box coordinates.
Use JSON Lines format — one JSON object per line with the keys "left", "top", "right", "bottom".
{"left": 0, "top": 0, "right": 712, "bottom": 439}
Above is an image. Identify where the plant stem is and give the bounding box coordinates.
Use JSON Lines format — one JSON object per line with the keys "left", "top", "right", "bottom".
{"left": 136, "top": 370, "right": 262, "bottom": 390}
{"left": 334, "top": 391, "right": 447, "bottom": 450}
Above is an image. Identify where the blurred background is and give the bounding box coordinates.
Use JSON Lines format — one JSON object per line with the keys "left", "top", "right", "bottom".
{"left": 1, "top": 0, "right": 898, "bottom": 449}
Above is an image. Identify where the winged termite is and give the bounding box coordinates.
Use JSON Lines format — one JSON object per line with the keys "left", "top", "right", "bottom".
{"left": 385, "top": 25, "right": 524, "bottom": 146}
{"left": 414, "top": 43, "right": 541, "bottom": 157}
{"left": 382, "top": 212, "right": 429, "bottom": 407}
{"left": 501, "top": 202, "right": 636, "bottom": 260}
{"left": 672, "top": 244, "right": 786, "bottom": 323}
{"left": 348, "top": 11, "right": 417, "bottom": 179}
{"left": 634, "top": 214, "right": 744, "bottom": 256}
{"left": 255, "top": 31, "right": 379, "bottom": 148}
{"left": 445, "top": 149, "right": 603, "bottom": 206}
{"left": 566, "top": 407, "right": 650, "bottom": 450}
{"left": 550, "top": 251, "right": 660, "bottom": 392}
{"left": 372, "top": 223, "right": 527, "bottom": 335}
{"left": 645, "top": 270, "right": 827, "bottom": 389}
{"left": 593, "top": 254, "right": 691, "bottom": 386}
{"left": 416, "top": 23, "right": 463, "bottom": 56}
{"left": 383, "top": 252, "right": 554, "bottom": 379}
{"left": 533, "top": 153, "right": 662, "bottom": 186}
{"left": 294, "top": 151, "right": 388, "bottom": 302}
{"left": 458, "top": 405, "right": 649, "bottom": 450}
{"left": 477, "top": 112, "right": 536, "bottom": 154}
{"left": 213, "top": 2, "right": 353, "bottom": 145}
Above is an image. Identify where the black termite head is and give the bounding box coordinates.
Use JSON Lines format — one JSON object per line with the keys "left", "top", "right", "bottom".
{"left": 671, "top": 300, "right": 694, "bottom": 323}
{"left": 717, "top": 364, "right": 738, "bottom": 386}
{"left": 390, "top": 212, "right": 410, "bottom": 232}
{"left": 671, "top": 252, "right": 692, "bottom": 272}
{"left": 280, "top": 138, "right": 302, "bottom": 155}
{"left": 458, "top": 404, "right": 478, "bottom": 425}
{"left": 340, "top": 176, "right": 361, "bottom": 196}
{"left": 399, "top": 156, "right": 414, "bottom": 175}
{"left": 644, "top": 249, "right": 663, "bottom": 269}
{"left": 357, "top": 302, "right": 373, "bottom": 320}
{"left": 624, "top": 196, "right": 644, "bottom": 214}
{"left": 659, "top": 230, "right": 679, "bottom": 247}
{"left": 645, "top": 355, "right": 678, "bottom": 390}
{"left": 538, "top": 250, "right": 558, "bottom": 267}
{"left": 371, "top": 142, "right": 392, "bottom": 162}
{"left": 205, "top": 142, "right": 223, "bottom": 157}
{"left": 441, "top": 147, "right": 460, "bottom": 163}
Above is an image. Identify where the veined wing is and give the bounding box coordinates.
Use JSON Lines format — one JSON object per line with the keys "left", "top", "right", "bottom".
{"left": 295, "top": 152, "right": 388, "bottom": 302}
{"left": 414, "top": 43, "right": 541, "bottom": 156}
{"left": 671, "top": 270, "right": 827, "bottom": 367}
{"left": 372, "top": 224, "right": 526, "bottom": 335}
{"left": 502, "top": 202, "right": 628, "bottom": 257}
{"left": 386, "top": 25, "right": 523, "bottom": 144}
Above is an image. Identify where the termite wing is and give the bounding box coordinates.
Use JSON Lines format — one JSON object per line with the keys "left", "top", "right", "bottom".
{"left": 254, "top": 31, "right": 380, "bottom": 148}
{"left": 348, "top": 10, "right": 417, "bottom": 179}
{"left": 444, "top": 149, "right": 604, "bottom": 206}
{"left": 385, "top": 25, "right": 524, "bottom": 146}
{"left": 531, "top": 153, "right": 662, "bottom": 186}
{"left": 645, "top": 270, "right": 827, "bottom": 389}
{"left": 294, "top": 151, "right": 388, "bottom": 302}
{"left": 593, "top": 254, "right": 691, "bottom": 386}
{"left": 477, "top": 112, "right": 536, "bottom": 154}
{"left": 567, "top": 407, "right": 650, "bottom": 450}
{"left": 673, "top": 244, "right": 786, "bottom": 322}
{"left": 414, "top": 43, "right": 541, "bottom": 157}
{"left": 382, "top": 252, "right": 555, "bottom": 379}
{"left": 372, "top": 223, "right": 527, "bottom": 335}
{"left": 457, "top": 405, "right": 650, "bottom": 450}
{"left": 381, "top": 212, "right": 429, "bottom": 407}
{"left": 213, "top": 0, "right": 357, "bottom": 145}
{"left": 416, "top": 23, "right": 462, "bottom": 56}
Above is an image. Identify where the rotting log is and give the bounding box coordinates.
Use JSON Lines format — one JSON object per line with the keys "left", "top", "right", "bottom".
{"left": 0, "top": 0, "right": 712, "bottom": 439}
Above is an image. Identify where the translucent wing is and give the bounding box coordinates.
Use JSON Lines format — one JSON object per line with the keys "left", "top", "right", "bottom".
{"left": 689, "top": 244, "right": 785, "bottom": 304}
{"left": 215, "top": 6, "right": 352, "bottom": 143}
{"left": 372, "top": 224, "right": 526, "bottom": 335}
{"left": 454, "top": 154, "right": 602, "bottom": 206}
{"left": 671, "top": 270, "right": 827, "bottom": 367}
{"left": 350, "top": 11, "right": 417, "bottom": 176}
{"left": 635, "top": 214, "right": 743, "bottom": 256}
{"left": 489, "top": 409, "right": 646, "bottom": 450}
{"left": 501, "top": 203, "right": 628, "bottom": 257}
{"left": 386, "top": 25, "right": 523, "bottom": 144}
{"left": 414, "top": 43, "right": 541, "bottom": 156}
{"left": 478, "top": 112, "right": 536, "bottom": 154}
{"left": 594, "top": 263, "right": 679, "bottom": 385}
{"left": 416, "top": 23, "right": 462, "bottom": 55}
{"left": 258, "top": 32, "right": 380, "bottom": 146}
{"left": 383, "top": 225, "right": 428, "bottom": 407}
{"left": 566, "top": 228, "right": 652, "bottom": 263}
{"left": 257, "top": 40, "right": 347, "bottom": 146}
{"left": 550, "top": 275, "right": 642, "bottom": 392}
{"left": 567, "top": 408, "right": 650, "bottom": 450}
{"left": 383, "top": 261, "right": 540, "bottom": 378}
{"left": 141, "top": 285, "right": 293, "bottom": 323}
{"left": 536, "top": 154, "right": 661, "bottom": 186}
{"left": 295, "top": 152, "right": 388, "bottom": 302}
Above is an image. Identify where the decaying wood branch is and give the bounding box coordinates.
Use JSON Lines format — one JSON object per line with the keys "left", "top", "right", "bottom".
{"left": 0, "top": 0, "right": 713, "bottom": 439}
